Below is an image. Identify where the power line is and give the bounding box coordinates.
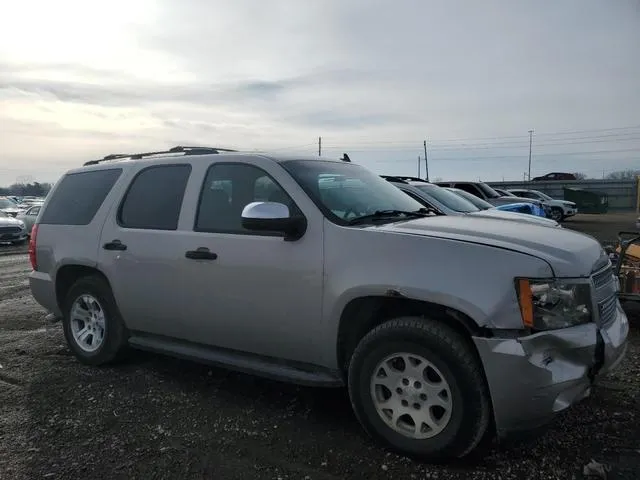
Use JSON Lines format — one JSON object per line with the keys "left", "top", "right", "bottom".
{"left": 319, "top": 124, "right": 640, "bottom": 146}
{"left": 321, "top": 132, "right": 640, "bottom": 151}
{"left": 365, "top": 147, "right": 640, "bottom": 163}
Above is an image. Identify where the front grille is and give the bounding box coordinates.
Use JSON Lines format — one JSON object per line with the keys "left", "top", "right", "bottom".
{"left": 598, "top": 295, "right": 618, "bottom": 327}
{"left": 592, "top": 265, "right": 613, "bottom": 290}
{"left": 0, "top": 226, "right": 20, "bottom": 234}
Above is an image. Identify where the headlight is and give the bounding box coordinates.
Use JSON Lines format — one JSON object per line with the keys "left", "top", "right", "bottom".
{"left": 515, "top": 278, "right": 592, "bottom": 330}
{"left": 17, "top": 221, "right": 25, "bottom": 229}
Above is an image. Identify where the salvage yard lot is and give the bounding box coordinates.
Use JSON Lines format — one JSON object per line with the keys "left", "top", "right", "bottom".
{"left": 1, "top": 213, "right": 639, "bottom": 479}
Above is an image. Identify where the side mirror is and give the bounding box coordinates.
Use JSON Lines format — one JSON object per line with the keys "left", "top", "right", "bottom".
{"left": 241, "top": 202, "right": 307, "bottom": 241}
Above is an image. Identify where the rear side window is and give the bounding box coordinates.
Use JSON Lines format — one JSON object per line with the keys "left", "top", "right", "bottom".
{"left": 39, "top": 169, "right": 122, "bottom": 225}
{"left": 118, "top": 164, "right": 191, "bottom": 230}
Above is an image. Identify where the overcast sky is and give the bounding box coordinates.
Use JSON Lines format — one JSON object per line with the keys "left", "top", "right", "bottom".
{"left": 1, "top": 0, "right": 639, "bottom": 186}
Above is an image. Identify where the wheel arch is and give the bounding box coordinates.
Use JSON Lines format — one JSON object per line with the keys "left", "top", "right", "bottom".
{"left": 55, "top": 264, "right": 111, "bottom": 311}
{"left": 336, "top": 295, "right": 491, "bottom": 377}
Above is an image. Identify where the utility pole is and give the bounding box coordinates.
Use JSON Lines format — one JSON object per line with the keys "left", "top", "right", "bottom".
{"left": 423, "top": 140, "right": 429, "bottom": 181}
{"left": 527, "top": 129, "right": 533, "bottom": 181}
{"left": 418, "top": 156, "right": 421, "bottom": 177}
{"left": 318, "top": 137, "right": 322, "bottom": 156}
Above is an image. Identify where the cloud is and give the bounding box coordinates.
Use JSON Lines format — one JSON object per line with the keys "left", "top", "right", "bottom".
{"left": 0, "top": 0, "right": 639, "bottom": 184}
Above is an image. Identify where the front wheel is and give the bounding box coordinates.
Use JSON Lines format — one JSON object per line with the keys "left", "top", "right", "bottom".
{"left": 550, "top": 207, "right": 564, "bottom": 222}
{"left": 347, "top": 318, "right": 491, "bottom": 461}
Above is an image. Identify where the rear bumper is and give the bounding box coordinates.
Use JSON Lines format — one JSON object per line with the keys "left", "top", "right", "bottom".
{"left": 473, "top": 304, "right": 629, "bottom": 436}
{"left": 29, "top": 270, "right": 61, "bottom": 317}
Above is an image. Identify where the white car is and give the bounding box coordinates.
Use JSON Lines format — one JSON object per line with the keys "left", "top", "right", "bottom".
{"left": 507, "top": 189, "right": 577, "bottom": 222}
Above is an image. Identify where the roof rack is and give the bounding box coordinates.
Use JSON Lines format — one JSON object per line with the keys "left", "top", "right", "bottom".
{"left": 380, "top": 175, "right": 429, "bottom": 184}
{"left": 83, "top": 145, "right": 237, "bottom": 166}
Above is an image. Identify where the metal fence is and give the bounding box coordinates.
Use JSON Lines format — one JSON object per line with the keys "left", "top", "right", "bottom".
{"left": 487, "top": 179, "right": 639, "bottom": 211}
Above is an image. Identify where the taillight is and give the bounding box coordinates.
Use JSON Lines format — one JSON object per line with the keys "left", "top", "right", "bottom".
{"left": 29, "top": 224, "right": 38, "bottom": 270}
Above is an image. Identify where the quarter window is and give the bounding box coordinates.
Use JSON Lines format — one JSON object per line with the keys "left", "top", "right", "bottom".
{"left": 39, "top": 169, "right": 122, "bottom": 225}
{"left": 118, "top": 164, "right": 191, "bottom": 230}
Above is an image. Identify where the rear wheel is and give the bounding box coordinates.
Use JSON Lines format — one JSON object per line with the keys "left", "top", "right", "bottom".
{"left": 62, "top": 275, "right": 128, "bottom": 365}
{"left": 347, "top": 317, "right": 491, "bottom": 461}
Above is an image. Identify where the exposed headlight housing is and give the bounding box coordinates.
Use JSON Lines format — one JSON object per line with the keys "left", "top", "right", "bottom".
{"left": 515, "top": 278, "right": 592, "bottom": 330}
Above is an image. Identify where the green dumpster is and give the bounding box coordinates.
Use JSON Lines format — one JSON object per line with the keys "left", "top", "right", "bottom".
{"left": 563, "top": 187, "right": 609, "bottom": 214}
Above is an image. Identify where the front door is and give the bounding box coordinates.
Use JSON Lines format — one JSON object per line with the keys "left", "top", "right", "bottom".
{"left": 177, "top": 159, "right": 323, "bottom": 364}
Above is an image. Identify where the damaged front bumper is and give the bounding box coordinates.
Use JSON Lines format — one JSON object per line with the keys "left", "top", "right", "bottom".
{"left": 473, "top": 301, "right": 629, "bottom": 437}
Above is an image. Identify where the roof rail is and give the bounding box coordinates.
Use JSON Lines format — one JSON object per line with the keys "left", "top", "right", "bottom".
{"left": 83, "top": 145, "right": 237, "bottom": 166}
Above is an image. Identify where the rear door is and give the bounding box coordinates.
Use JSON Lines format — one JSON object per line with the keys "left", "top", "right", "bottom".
{"left": 98, "top": 162, "right": 194, "bottom": 336}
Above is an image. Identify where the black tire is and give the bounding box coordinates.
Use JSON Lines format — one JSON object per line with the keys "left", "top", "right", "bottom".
{"left": 347, "top": 317, "right": 491, "bottom": 461}
{"left": 62, "top": 275, "right": 128, "bottom": 366}
{"left": 550, "top": 207, "right": 564, "bottom": 222}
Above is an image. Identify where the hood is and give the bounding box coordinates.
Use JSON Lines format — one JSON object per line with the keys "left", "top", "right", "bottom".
{"left": 468, "top": 208, "right": 559, "bottom": 227}
{"left": 374, "top": 215, "right": 603, "bottom": 277}
{"left": 0, "top": 215, "right": 24, "bottom": 227}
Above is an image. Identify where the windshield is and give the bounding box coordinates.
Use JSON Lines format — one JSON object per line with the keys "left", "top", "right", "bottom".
{"left": 477, "top": 183, "right": 501, "bottom": 199}
{"left": 447, "top": 188, "right": 494, "bottom": 210}
{"left": 0, "top": 198, "right": 17, "bottom": 208}
{"left": 414, "top": 184, "right": 480, "bottom": 213}
{"left": 532, "top": 190, "right": 553, "bottom": 201}
{"left": 282, "top": 160, "right": 425, "bottom": 224}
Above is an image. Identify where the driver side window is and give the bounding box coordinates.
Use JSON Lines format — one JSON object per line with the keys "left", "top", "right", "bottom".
{"left": 195, "top": 163, "right": 300, "bottom": 235}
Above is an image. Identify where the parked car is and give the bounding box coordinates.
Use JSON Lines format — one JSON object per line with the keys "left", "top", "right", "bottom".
{"left": 29, "top": 146, "right": 628, "bottom": 460}
{"left": 531, "top": 172, "right": 577, "bottom": 181}
{"left": 434, "top": 181, "right": 550, "bottom": 216}
{"left": 0, "top": 196, "right": 23, "bottom": 217}
{"left": 0, "top": 210, "right": 28, "bottom": 244}
{"left": 446, "top": 187, "right": 547, "bottom": 218}
{"left": 507, "top": 189, "right": 577, "bottom": 222}
{"left": 493, "top": 188, "right": 516, "bottom": 197}
{"left": 16, "top": 204, "right": 42, "bottom": 236}
{"left": 382, "top": 176, "right": 559, "bottom": 227}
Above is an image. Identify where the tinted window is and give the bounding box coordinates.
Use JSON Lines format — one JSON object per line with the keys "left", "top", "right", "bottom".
{"left": 0, "top": 198, "right": 16, "bottom": 208}
{"left": 453, "top": 183, "right": 481, "bottom": 197}
{"left": 414, "top": 184, "right": 479, "bottom": 212}
{"left": 195, "top": 163, "right": 299, "bottom": 234}
{"left": 28, "top": 206, "right": 41, "bottom": 215}
{"left": 119, "top": 164, "right": 191, "bottom": 230}
{"left": 447, "top": 188, "right": 493, "bottom": 210}
{"left": 40, "top": 169, "right": 122, "bottom": 225}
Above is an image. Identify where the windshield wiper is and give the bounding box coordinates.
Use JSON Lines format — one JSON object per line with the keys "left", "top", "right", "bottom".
{"left": 347, "top": 208, "right": 431, "bottom": 225}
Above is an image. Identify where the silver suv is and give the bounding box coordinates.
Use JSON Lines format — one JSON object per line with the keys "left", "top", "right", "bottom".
{"left": 29, "top": 147, "right": 628, "bottom": 460}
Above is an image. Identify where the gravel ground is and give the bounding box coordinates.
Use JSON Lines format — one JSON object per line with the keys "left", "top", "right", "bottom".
{"left": 1, "top": 215, "right": 640, "bottom": 479}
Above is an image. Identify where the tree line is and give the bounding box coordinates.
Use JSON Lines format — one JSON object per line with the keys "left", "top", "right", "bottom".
{"left": 0, "top": 182, "right": 53, "bottom": 197}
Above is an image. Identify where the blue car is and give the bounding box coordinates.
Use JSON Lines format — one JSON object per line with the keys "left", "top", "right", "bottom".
{"left": 446, "top": 187, "right": 547, "bottom": 218}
